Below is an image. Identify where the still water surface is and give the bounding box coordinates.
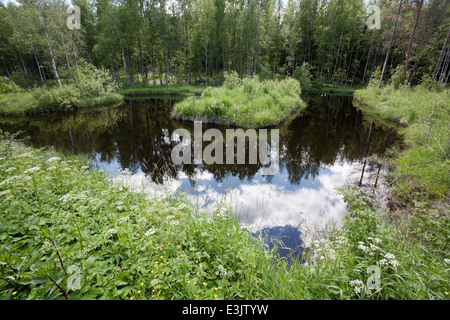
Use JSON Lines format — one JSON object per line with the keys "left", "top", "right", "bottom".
{"left": 0, "top": 94, "right": 398, "bottom": 256}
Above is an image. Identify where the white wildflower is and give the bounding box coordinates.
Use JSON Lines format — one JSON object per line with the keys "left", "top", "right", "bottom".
{"left": 145, "top": 228, "right": 157, "bottom": 236}
{"left": 24, "top": 167, "right": 40, "bottom": 174}
{"left": 379, "top": 259, "right": 388, "bottom": 265}
{"left": 16, "top": 152, "right": 32, "bottom": 158}
{"left": 384, "top": 253, "right": 396, "bottom": 260}
{"left": 444, "top": 259, "right": 450, "bottom": 264}
{"left": 303, "top": 238, "right": 314, "bottom": 248}
{"left": 170, "top": 219, "right": 180, "bottom": 227}
{"left": 47, "top": 157, "right": 61, "bottom": 163}
{"left": 47, "top": 166, "right": 57, "bottom": 171}
{"left": 358, "top": 244, "right": 369, "bottom": 253}
{"left": 105, "top": 228, "right": 117, "bottom": 237}
{"left": 117, "top": 216, "right": 129, "bottom": 224}
{"left": 389, "top": 260, "right": 399, "bottom": 267}
{"left": 80, "top": 165, "right": 89, "bottom": 170}
{"left": 0, "top": 190, "right": 11, "bottom": 196}
{"left": 5, "top": 167, "right": 16, "bottom": 172}
{"left": 349, "top": 280, "right": 364, "bottom": 287}
{"left": 150, "top": 279, "right": 159, "bottom": 286}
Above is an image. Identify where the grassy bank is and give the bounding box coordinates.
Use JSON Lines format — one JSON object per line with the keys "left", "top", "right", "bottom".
{"left": 0, "top": 62, "right": 124, "bottom": 116}
{"left": 0, "top": 90, "right": 124, "bottom": 116}
{"left": 1, "top": 133, "right": 448, "bottom": 300}
{"left": 172, "top": 72, "right": 306, "bottom": 128}
{"left": 119, "top": 85, "right": 205, "bottom": 97}
{"left": 354, "top": 86, "right": 449, "bottom": 200}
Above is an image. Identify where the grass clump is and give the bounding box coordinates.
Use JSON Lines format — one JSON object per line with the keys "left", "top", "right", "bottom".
{"left": 354, "top": 86, "right": 450, "bottom": 200}
{"left": 172, "top": 72, "right": 306, "bottom": 128}
{"left": 0, "top": 77, "right": 22, "bottom": 94}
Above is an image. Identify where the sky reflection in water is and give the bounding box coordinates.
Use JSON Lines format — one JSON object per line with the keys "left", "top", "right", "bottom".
{"left": 0, "top": 93, "right": 398, "bottom": 256}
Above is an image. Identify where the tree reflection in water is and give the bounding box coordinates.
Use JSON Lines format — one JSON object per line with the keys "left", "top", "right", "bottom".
{"left": 0, "top": 94, "right": 400, "bottom": 256}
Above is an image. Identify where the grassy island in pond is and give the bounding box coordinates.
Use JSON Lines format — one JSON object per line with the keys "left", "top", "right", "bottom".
{"left": 171, "top": 73, "right": 306, "bottom": 128}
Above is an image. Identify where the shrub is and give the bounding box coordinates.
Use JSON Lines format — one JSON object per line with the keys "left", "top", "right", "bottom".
{"left": 389, "top": 65, "right": 404, "bottom": 89}
{"left": 0, "top": 77, "right": 21, "bottom": 94}
{"left": 74, "top": 60, "right": 119, "bottom": 98}
{"left": 32, "top": 85, "right": 81, "bottom": 113}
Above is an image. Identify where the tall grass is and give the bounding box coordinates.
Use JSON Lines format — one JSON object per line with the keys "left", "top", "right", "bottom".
{"left": 172, "top": 72, "right": 306, "bottom": 128}
{"left": 354, "top": 86, "right": 450, "bottom": 200}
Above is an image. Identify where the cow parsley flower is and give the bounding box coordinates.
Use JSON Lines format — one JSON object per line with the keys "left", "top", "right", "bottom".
{"left": 145, "top": 228, "right": 157, "bottom": 236}
{"left": 105, "top": 228, "right": 117, "bottom": 238}
{"left": 24, "top": 167, "right": 40, "bottom": 173}
{"left": 349, "top": 280, "right": 363, "bottom": 287}
{"left": 47, "top": 157, "right": 61, "bottom": 163}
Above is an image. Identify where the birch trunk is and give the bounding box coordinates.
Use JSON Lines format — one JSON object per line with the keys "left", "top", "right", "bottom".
{"left": 379, "top": 0, "right": 403, "bottom": 88}
{"left": 402, "top": 0, "right": 423, "bottom": 85}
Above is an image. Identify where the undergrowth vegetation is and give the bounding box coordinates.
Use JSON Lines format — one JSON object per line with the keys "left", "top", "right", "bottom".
{"left": 354, "top": 86, "right": 450, "bottom": 200}
{"left": 1, "top": 132, "right": 448, "bottom": 300}
{"left": 0, "top": 62, "right": 123, "bottom": 116}
{"left": 172, "top": 72, "right": 305, "bottom": 127}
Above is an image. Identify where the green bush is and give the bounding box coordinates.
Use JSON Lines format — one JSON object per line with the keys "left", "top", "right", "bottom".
{"left": 74, "top": 60, "right": 119, "bottom": 98}
{"left": 389, "top": 65, "right": 404, "bottom": 89}
{"left": 293, "top": 62, "right": 312, "bottom": 89}
{"left": 32, "top": 85, "right": 81, "bottom": 113}
{"left": 0, "top": 77, "right": 21, "bottom": 94}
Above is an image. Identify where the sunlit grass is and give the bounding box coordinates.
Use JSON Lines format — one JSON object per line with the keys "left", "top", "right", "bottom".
{"left": 172, "top": 72, "right": 306, "bottom": 128}
{"left": 355, "top": 85, "right": 450, "bottom": 200}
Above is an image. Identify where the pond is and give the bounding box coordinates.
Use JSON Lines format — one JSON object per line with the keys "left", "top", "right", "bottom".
{"left": 0, "top": 93, "right": 399, "bottom": 258}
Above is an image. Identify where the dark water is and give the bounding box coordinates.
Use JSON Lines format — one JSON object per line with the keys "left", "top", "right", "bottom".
{"left": 0, "top": 93, "right": 399, "bottom": 257}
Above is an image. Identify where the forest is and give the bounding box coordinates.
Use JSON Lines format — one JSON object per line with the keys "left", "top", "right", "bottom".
{"left": 0, "top": 0, "right": 448, "bottom": 89}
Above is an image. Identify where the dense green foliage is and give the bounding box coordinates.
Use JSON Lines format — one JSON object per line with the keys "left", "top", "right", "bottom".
{"left": 0, "top": 76, "right": 21, "bottom": 94}
{"left": 0, "top": 0, "right": 448, "bottom": 89}
{"left": 172, "top": 72, "right": 305, "bottom": 127}
{"left": 355, "top": 86, "right": 450, "bottom": 199}
{"left": 1, "top": 135, "right": 448, "bottom": 300}
{"left": 0, "top": 62, "right": 123, "bottom": 115}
